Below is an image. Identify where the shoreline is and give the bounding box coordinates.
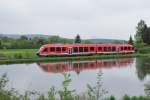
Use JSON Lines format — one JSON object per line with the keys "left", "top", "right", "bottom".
{"left": 0, "top": 53, "right": 149, "bottom": 64}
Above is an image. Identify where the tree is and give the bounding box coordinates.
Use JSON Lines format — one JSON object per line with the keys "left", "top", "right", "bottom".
{"left": 128, "top": 35, "right": 134, "bottom": 45}
{"left": 0, "top": 39, "right": 2, "bottom": 46}
{"left": 0, "top": 39, "right": 2, "bottom": 49}
{"left": 135, "top": 20, "right": 147, "bottom": 43}
{"left": 83, "top": 40, "right": 91, "bottom": 44}
{"left": 20, "top": 35, "right": 28, "bottom": 40}
{"left": 74, "top": 34, "right": 81, "bottom": 43}
{"left": 135, "top": 20, "right": 150, "bottom": 45}
{"left": 143, "top": 28, "right": 150, "bottom": 44}
{"left": 147, "top": 28, "right": 150, "bottom": 44}
{"left": 48, "top": 36, "right": 60, "bottom": 43}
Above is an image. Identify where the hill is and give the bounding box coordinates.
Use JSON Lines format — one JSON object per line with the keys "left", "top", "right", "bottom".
{"left": 0, "top": 34, "right": 126, "bottom": 43}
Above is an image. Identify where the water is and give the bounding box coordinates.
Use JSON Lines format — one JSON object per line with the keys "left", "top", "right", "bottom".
{"left": 0, "top": 57, "right": 150, "bottom": 99}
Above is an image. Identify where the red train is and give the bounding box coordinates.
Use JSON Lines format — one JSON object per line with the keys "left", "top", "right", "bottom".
{"left": 37, "top": 44, "right": 135, "bottom": 57}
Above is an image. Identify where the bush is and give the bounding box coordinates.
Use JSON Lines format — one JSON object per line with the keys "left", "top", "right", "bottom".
{"left": 13, "top": 53, "right": 23, "bottom": 59}
{"left": 137, "top": 47, "right": 150, "bottom": 54}
{"left": 123, "top": 95, "right": 130, "bottom": 100}
{"left": 110, "top": 95, "right": 116, "bottom": 100}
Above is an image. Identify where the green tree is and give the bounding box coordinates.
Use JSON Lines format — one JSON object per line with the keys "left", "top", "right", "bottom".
{"left": 135, "top": 20, "right": 147, "bottom": 43}
{"left": 74, "top": 34, "right": 81, "bottom": 43}
{"left": 48, "top": 36, "right": 60, "bottom": 43}
{"left": 128, "top": 35, "right": 134, "bottom": 45}
{"left": 0, "top": 39, "right": 2, "bottom": 48}
{"left": 143, "top": 28, "right": 150, "bottom": 44}
{"left": 20, "top": 35, "right": 28, "bottom": 40}
{"left": 36, "top": 38, "right": 47, "bottom": 45}
{"left": 83, "top": 40, "right": 91, "bottom": 44}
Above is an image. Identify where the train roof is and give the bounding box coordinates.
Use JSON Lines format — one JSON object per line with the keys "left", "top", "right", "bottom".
{"left": 42, "top": 43, "right": 133, "bottom": 47}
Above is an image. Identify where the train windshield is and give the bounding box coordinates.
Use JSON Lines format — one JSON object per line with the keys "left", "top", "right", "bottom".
{"left": 38, "top": 47, "right": 44, "bottom": 52}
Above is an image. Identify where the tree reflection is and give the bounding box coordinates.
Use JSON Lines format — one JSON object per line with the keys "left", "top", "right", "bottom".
{"left": 136, "top": 58, "right": 150, "bottom": 81}
{"left": 144, "top": 82, "right": 150, "bottom": 97}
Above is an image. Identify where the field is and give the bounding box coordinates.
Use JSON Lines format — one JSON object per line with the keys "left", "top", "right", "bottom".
{"left": 0, "top": 49, "right": 38, "bottom": 59}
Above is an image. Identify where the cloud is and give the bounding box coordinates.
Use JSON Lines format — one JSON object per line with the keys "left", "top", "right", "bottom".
{"left": 0, "top": 0, "right": 150, "bottom": 39}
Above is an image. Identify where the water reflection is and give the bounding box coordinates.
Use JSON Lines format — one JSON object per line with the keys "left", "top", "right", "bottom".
{"left": 37, "top": 59, "right": 134, "bottom": 74}
{"left": 2, "top": 58, "right": 150, "bottom": 99}
{"left": 136, "top": 58, "right": 150, "bottom": 81}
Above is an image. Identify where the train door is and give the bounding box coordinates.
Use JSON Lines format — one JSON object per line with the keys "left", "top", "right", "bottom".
{"left": 68, "top": 48, "right": 72, "bottom": 55}
{"left": 117, "top": 47, "right": 120, "bottom": 53}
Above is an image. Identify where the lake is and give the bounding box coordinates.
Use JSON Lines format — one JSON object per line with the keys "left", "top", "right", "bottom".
{"left": 0, "top": 57, "right": 150, "bottom": 99}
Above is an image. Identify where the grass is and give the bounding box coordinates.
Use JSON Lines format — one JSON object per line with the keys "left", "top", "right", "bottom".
{"left": 0, "top": 49, "right": 38, "bottom": 59}
{"left": 137, "top": 47, "right": 150, "bottom": 54}
{"left": 135, "top": 43, "right": 150, "bottom": 54}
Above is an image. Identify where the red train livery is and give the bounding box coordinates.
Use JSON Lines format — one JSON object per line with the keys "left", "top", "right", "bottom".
{"left": 37, "top": 44, "right": 135, "bottom": 56}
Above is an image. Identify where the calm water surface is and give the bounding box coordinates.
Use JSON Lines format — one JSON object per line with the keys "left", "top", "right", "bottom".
{"left": 0, "top": 57, "right": 150, "bottom": 99}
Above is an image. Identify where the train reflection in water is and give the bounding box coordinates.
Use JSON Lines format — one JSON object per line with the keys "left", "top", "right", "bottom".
{"left": 37, "top": 58, "right": 134, "bottom": 73}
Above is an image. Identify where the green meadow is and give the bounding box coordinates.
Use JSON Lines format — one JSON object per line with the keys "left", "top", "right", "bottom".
{"left": 0, "top": 49, "right": 38, "bottom": 59}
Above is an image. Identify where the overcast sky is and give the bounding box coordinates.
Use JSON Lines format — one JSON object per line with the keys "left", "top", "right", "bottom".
{"left": 0, "top": 0, "right": 150, "bottom": 40}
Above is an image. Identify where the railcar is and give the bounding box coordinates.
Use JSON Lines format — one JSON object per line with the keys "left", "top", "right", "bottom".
{"left": 36, "top": 44, "right": 135, "bottom": 57}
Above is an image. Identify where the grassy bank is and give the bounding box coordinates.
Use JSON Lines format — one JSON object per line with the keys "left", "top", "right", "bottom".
{"left": 0, "top": 49, "right": 150, "bottom": 64}
{"left": 0, "top": 49, "right": 38, "bottom": 59}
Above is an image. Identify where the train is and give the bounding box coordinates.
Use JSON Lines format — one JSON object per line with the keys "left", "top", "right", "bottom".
{"left": 36, "top": 44, "right": 135, "bottom": 57}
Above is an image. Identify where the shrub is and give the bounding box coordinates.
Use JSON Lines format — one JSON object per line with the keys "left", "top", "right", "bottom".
{"left": 13, "top": 53, "right": 23, "bottom": 59}
{"left": 137, "top": 47, "right": 150, "bottom": 54}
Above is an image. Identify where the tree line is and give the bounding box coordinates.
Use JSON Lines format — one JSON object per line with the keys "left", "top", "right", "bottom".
{"left": 135, "top": 20, "right": 150, "bottom": 45}
{"left": 2, "top": 22, "right": 146, "bottom": 50}
{"left": 0, "top": 34, "right": 83, "bottom": 49}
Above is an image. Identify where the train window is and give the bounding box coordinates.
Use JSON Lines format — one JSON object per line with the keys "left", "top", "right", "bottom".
{"left": 62, "top": 47, "right": 66, "bottom": 52}
{"left": 50, "top": 47, "right": 55, "bottom": 52}
{"left": 79, "top": 47, "right": 83, "bottom": 52}
{"left": 90, "top": 47, "right": 94, "bottom": 51}
{"left": 74, "top": 47, "right": 78, "bottom": 53}
{"left": 104, "top": 47, "right": 107, "bottom": 51}
{"left": 112, "top": 47, "right": 116, "bottom": 51}
{"left": 121, "top": 47, "right": 123, "bottom": 51}
{"left": 56, "top": 47, "right": 61, "bottom": 52}
{"left": 124, "top": 47, "right": 127, "bottom": 50}
{"left": 128, "top": 47, "right": 131, "bottom": 50}
{"left": 84, "top": 47, "right": 88, "bottom": 52}
{"left": 43, "top": 48, "right": 48, "bottom": 52}
{"left": 98, "top": 47, "right": 102, "bottom": 51}
{"left": 108, "top": 47, "right": 111, "bottom": 51}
